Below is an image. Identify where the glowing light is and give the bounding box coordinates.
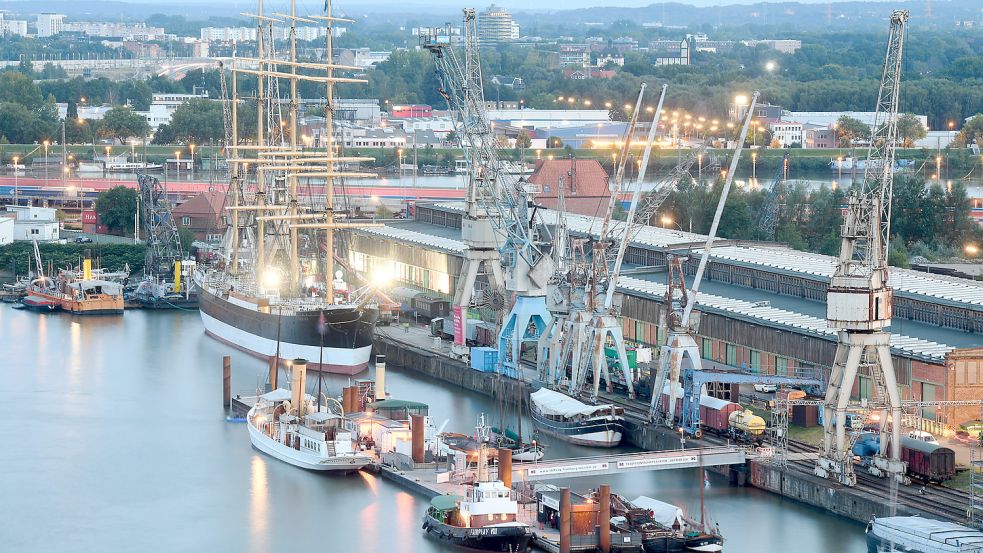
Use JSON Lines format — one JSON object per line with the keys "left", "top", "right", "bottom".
{"left": 765, "top": 60, "right": 777, "bottom": 72}
{"left": 965, "top": 244, "right": 980, "bottom": 256}
{"left": 262, "top": 268, "right": 282, "bottom": 289}
{"left": 734, "top": 95, "right": 749, "bottom": 106}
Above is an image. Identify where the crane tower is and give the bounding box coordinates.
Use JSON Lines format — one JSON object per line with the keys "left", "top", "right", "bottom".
{"left": 815, "top": 9, "right": 909, "bottom": 487}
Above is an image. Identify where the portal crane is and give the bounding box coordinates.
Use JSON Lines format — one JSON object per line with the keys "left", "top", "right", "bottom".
{"left": 816, "top": 9, "right": 909, "bottom": 487}
{"left": 567, "top": 84, "right": 667, "bottom": 401}
{"left": 423, "top": 13, "right": 506, "bottom": 358}
{"left": 649, "top": 91, "right": 760, "bottom": 426}
{"left": 424, "top": 10, "right": 554, "bottom": 374}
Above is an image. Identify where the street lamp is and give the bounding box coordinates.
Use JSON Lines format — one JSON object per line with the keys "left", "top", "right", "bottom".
{"left": 189, "top": 144, "right": 196, "bottom": 181}
{"left": 936, "top": 155, "right": 942, "bottom": 183}
{"left": 751, "top": 152, "right": 757, "bottom": 180}
{"left": 43, "top": 140, "right": 50, "bottom": 185}
{"left": 697, "top": 153, "right": 703, "bottom": 181}
{"left": 837, "top": 156, "right": 843, "bottom": 180}
{"left": 397, "top": 148, "right": 404, "bottom": 179}
{"left": 175, "top": 150, "right": 181, "bottom": 180}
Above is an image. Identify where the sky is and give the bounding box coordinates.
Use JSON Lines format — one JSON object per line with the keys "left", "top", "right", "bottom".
{"left": 16, "top": 0, "right": 907, "bottom": 10}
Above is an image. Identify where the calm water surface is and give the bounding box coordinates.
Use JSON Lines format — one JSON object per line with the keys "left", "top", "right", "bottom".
{"left": 0, "top": 308, "right": 866, "bottom": 552}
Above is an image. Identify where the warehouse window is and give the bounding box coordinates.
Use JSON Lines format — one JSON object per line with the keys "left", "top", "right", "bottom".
{"left": 725, "top": 344, "right": 737, "bottom": 367}
{"left": 702, "top": 338, "right": 712, "bottom": 360}
{"left": 776, "top": 357, "right": 788, "bottom": 376}
{"left": 750, "top": 351, "right": 761, "bottom": 373}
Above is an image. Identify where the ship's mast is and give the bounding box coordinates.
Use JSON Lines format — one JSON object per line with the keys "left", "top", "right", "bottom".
{"left": 324, "top": 0, "right": 336, "bottom": 303}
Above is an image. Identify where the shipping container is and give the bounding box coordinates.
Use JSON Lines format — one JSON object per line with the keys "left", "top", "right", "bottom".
{"left": 470, "top": 347, "right": 499, "bottom": 372}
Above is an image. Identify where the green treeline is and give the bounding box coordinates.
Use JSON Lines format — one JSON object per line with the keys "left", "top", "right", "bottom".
{"left": 0, "top": 243, "right": 145, "bottom": 276}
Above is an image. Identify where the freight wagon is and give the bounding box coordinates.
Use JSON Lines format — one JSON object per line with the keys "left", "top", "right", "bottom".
{"left": 852, "top": 433, "right": 956, "bottom": 483}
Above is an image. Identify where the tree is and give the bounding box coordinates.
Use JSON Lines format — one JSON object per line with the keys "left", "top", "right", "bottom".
{"left": 955, "top": 114, "right": 983, "bottom": 147}
{"left": 547, "top": 136, "right": 564, "bottom": 148}
{"left": 177, "top": 227, "right": 196, "bottom": 252}
{"left": 834, "top": 115, "right": 869, "bottom": 146}
{"left": 95, "top": 186, "right": 138, "bottom": 235}
{"left": 515, "top": 131, "right": 532, "bottom": 149}
{"left": 98, "top": 107, "right": 150, "bottom": 144}
{"left": 166, "top": 98, "right": 224, "bottom": 144}
{"left": 896, "top": 114, "right": 927, "bottom": 147}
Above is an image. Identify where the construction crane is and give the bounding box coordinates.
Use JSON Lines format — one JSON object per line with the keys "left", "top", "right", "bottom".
{"left": 816, "top": 9, "right": 909, "bottom": 487}
{"left": 757, "top": 152, "right": 789, "bottom": 240}
{"left": 423, "top": 9, "right": 554, "bottom": 375}
{"left": 423, "top": 12, "right": 504, "bottom": 360}
{"left": 137, "top": 173, "right": 183, "bottom": 278}
{"left": 649, "top": 91, "right": 761, "bottom": 426}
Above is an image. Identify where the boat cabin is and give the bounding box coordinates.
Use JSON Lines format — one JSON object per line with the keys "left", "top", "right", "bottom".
{"left": 457, "top": 481, "right": 520, "bottom": 528}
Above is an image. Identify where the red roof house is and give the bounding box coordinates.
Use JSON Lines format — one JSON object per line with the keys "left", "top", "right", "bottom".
{"left": 173, "top": 191, "right": 228, "bottom": 242}
{"left": 527, "top": 158, "right": 611, "bottom": 217}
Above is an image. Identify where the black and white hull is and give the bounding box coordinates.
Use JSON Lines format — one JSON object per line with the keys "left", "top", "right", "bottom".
{"left": 197, "top": 278, "right": 377, "bottom": 374}
{"left": 529, "top": 388, "right": 625, "bottom": 447}
{"left": 422, "top": 513, "right": 532, "bottom": 552}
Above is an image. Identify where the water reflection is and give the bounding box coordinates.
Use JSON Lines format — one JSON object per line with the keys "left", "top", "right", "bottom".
{"left": 249, "top": 456, "right": 269, "bottom": 553}
{"left": 0, "top": 307, "right": 867, "bottom": 552}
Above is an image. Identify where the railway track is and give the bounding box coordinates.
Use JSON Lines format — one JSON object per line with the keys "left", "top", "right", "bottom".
{"left": 596, "top": 386, "right": 974, "bottom": 522}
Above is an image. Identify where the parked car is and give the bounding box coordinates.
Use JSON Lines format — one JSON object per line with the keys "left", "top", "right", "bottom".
{"left": 753, "top": 383, "right": 777, "bottom": 393}
{"left": 74, "top": 236, "right": 93, "bottom": 244}
{"left": 953, "top": 430, "right": 978, "bottom": 445}
{"left": 907, "top": 430, "right": 939, "bottom": 445}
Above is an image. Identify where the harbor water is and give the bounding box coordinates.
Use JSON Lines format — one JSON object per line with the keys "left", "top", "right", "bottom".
{"left": 1, "top": 308, "right": 867, "bottom": 552}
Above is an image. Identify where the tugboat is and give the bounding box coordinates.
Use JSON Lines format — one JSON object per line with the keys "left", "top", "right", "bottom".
{"left": 422, "top": 445, "right": 533, "bottom": 552}
{"left": 246, "top": 358, "right": 372, "bottom": 472}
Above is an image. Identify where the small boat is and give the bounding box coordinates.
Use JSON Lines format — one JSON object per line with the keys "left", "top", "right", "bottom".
{"left": 866, "top": 515, "right": 983, "bottom": 553}
{"left": 623, "top": 495, "right": 723, "bottom": 552}
{"left": 246, "top": 360, "right": 372, "bottom": 472}
{"left": 106, "top": 162, "right": 163, "bottom": 172}
{"left": 422, "top": 446, "right": 533, "bottom": 552}
{"left": 20, "top": 295, "right": 60, "bottom": 312}
{"left": 438, "top": 415, "right": 545, "bottom": 463}
{"left": 529, "top": 387, "right": 625, "bottom": 447}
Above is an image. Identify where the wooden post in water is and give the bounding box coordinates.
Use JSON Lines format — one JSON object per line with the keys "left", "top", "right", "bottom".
{"left": 599, "top": 484, "right": 611, "bottom": 553}
{"left": 497, "top": 448, "right": 512, "bottom": 488}
{"left": 411, "top": 414, "right": 425, "bottom": 463}
{"left": 222, "top": 355, "right": 231, "bottom": 409}
{"left": 559, "top": 487, "right": 571, "bottom": 553}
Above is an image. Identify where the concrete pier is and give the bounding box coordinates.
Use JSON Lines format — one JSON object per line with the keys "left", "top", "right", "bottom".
{"left": 371, "top": 326, "right": 962, "bottom": 526}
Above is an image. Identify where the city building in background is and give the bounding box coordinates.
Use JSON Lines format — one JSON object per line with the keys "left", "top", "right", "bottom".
{"left": 478, "top": 4, "right": 518, "bottom": 45}
{"left": 36, "top": 12, "right": 64, "bottom": 37}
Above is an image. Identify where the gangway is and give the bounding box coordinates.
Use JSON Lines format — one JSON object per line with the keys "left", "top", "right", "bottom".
{"left": 511, "top": 446, "right": 746, "bottom": 481}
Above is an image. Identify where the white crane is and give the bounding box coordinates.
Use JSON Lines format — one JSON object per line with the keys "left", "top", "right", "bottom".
{"left": 423, "top": 10, "right": 554, "bottom": 375}
{"left": 816, "top": 9, "right": 909, "bottom": 487}
{"left": 649, "top": 91, "right": 760, "bottom": 425}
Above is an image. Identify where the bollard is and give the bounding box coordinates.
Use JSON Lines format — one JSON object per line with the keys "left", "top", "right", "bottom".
{"left": 223, "top": 355, "right": 231, "bottom": 408}
{"left": 599, "top": 484, "right": 611, "bottom": 553}
{"left": 411, "top": 414, "right": 425, "bottom": 463}
{"left": 559, "top": 487, "right": 571, "bottom": 553}
{"left": 498, "top": 448, "right": 513, "bottom": 488}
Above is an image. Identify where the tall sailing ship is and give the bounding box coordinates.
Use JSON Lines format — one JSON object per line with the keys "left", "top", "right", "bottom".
{"left": 195, "top": 0, "right": 380, "bottom": 374}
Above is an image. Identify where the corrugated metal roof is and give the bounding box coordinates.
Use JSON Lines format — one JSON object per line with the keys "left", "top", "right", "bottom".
{"left": 431, "top": 202, "right": 983, "bottom": 310}
{"left": 355, "top": 221, "right": 953, "bottom": 362}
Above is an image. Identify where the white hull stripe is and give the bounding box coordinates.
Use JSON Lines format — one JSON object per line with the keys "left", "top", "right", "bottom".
{"left": 200, "top": 310, "right": 371, "bottom": 374}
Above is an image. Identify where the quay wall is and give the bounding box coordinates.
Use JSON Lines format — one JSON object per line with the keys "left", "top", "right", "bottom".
{"left": 374, "top": 333, "right": 922, "bottom": 526}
